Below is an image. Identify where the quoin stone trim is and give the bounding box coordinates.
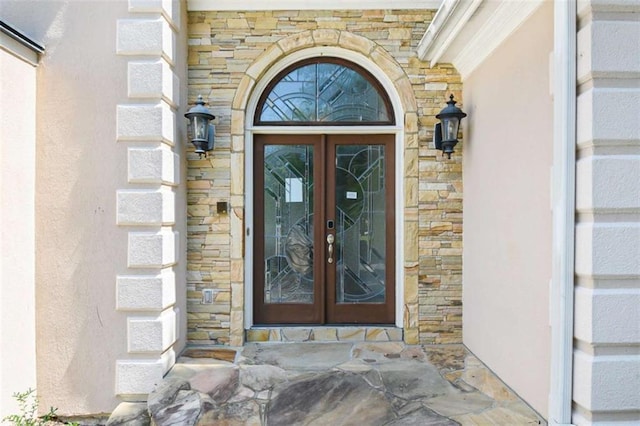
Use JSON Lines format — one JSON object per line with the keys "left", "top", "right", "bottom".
{"left": 115, "top": 0, "right": 182, "bottom": 399}
{"left": 187, "top": 9, "right": 463, "bottom": 346}
{"left": 572, "top": 1, "right": 640, "bottom": 423}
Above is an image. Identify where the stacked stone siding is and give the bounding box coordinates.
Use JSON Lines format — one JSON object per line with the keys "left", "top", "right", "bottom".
{"left": 187, "top": 9, "right": 463, "bottom": 345}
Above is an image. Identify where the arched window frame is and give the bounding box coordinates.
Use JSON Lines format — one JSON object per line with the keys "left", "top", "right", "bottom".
{"left": 253, "top": 57, "right": 396, "bottom": 126}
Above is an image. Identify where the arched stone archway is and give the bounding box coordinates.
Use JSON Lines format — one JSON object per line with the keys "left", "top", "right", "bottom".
{"left": 228, "top": 30, "right": 420, "bottom": 345}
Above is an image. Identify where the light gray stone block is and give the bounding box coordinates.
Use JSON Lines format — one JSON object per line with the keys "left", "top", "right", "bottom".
{"left": 128, "top": 231, "right": 177, "bottom": 268}
{"left": 117, "top": 18, "right": 174, "bottom": 63}
{"left": 116, "top": 270, "right": 176, "bottom": 311}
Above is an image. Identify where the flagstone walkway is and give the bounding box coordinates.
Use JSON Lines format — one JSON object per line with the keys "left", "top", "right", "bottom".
{"left": 107, "top": 342, "right": 546, "bottom": 425}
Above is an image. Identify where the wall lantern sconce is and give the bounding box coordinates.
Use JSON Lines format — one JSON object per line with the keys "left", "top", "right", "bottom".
{"left": 185, "top": 95, "right": 215, "bottom": 158}
{"left": 434, "top": 94, "right": 467, "bottom": 159}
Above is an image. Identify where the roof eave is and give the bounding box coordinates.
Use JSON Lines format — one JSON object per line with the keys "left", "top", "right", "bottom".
{"left": 417, "top": 0, "right": 545, "bottom": 80}
{"left": 0, "top": 20, "right": 44, "bottom": 66}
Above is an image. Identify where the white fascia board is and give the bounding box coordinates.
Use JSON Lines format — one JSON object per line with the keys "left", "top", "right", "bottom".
{"left": 418, "top": 0, "right": 544, "bottom": 79}
{"left": 188, "top": 0, "right": 442, "bottom": 11}
{"left": 453, "top": 0, "right": 544, "bottom": 79}
{"left": 0, "top": 30, "right": 40, "bottom": 66}
{"left": 417, "top": 0, "right": 482, "bottom": 65}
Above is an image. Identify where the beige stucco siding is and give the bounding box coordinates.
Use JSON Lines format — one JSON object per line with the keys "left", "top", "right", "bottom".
{"left": 462, "top": 3, "right": 553, "bottom": 416}
{"left": 0, "top": 0, "right": 190, "bottom": 414}
{"left": 33, "top": 2, "right": 131, "bottom": 414}
{"left": 0, "top": 47, "right": 37, "bottom": 418}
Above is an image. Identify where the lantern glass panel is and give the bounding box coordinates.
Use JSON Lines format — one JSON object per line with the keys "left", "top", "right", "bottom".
{"left": 193, "top": 116, "right": 208, "bottom": 140}
{"left": 442, "top": 117, "right": 459, "bottom": 141}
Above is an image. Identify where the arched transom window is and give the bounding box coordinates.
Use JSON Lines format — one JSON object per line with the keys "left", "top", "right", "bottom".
{"left": 255, "top": 57, "right": 394, "bottom": 125}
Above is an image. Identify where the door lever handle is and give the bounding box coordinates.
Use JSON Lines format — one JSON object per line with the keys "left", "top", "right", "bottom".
{"left": 327, "top": 234, "right": 335, "bottom": 264}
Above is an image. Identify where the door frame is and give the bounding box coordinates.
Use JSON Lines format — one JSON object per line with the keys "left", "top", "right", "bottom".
{"left": 243, "top": 47, "right": 406, "bottom": 330}
{"left": 252, "top": 134, "right": 396, "bottom": 325}
{"left": 245, "top": 125, "right": 405, "bottom": 329}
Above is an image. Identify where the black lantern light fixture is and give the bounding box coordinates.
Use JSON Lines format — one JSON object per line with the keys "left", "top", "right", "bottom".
{"left": 185, "top": 95, "right": 215, "bottom": 157}
{"left": 434, "top": 94, "right": 467, "bottom": 159}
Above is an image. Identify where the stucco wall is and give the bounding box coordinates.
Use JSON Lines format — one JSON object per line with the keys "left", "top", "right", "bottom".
{"left": 462, "top": 3, "right": 553, "bottom": 416}
{"left": 0, "top": 0, "right": 188, "bottom": 415}
{"left": 34, "top": 2, "right": 130, "bottom": 414}
{"left": 0, "top": 47, "right": 37, "bottom": 418}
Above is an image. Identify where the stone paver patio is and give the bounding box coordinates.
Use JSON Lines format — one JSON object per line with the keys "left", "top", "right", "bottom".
{"left": 107, "top": 342, "right": 546, "bottom": 425}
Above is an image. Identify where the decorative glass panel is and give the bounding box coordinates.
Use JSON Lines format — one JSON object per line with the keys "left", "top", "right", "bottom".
{"left": 263, "top": 145, "right": 315, "bottom": 304}
{"left": 335, "top": 145, "right": 386, "bottom": 303}
{"left": 257, "top": 59, "right": 393, "bottom": 124}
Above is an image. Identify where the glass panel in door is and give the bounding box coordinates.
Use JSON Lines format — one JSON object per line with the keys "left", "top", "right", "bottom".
{"left": 334, "top": 144, "right": 387, "bottom": 304}
{"left": 326, "top": 135, "right": 395, "bottom": 324}
{"left": 254, "top": 134, "right": 394, "bottom": 325}
{"left": 254, "top": 135, "right": 323, "bottom": 324}
{"left": 262, "top": 144, "right": 315, "bottom": 304}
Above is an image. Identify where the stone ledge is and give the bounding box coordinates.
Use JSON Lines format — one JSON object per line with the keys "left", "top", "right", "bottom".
{"left": 246, "top": 326, "right": 403, "bottom": 343}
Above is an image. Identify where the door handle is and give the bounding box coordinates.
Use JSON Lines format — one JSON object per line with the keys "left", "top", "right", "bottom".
{"left": 327, "top": 234, "right": 335, "bottom": 264}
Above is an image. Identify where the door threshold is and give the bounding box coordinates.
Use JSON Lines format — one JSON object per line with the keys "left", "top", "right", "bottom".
{"left": 246, "top": 326, "right": 403, "bottom": 343}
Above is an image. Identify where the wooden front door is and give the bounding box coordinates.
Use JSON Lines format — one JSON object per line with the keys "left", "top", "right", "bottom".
{"left": 253, "top": 134, "right": 395, "bottom": 324}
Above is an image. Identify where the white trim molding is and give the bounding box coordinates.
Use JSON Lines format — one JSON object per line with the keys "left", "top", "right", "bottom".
{"left": 416, "top": 0, "right": 483, "bottom": 66}
{"left": 188, "top": 0, "right": 442, "bottom": 11}
{"left": 548, "top": 0, "right": 577, "bottom": 424}
{"left": 0, "top": 20, "right": 43, "bottom": 66}
{"left": 418, "top": 0, "right": 544, "bottom": 79}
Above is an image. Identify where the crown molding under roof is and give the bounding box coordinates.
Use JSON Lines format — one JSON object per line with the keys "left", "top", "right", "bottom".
{"left": 417, "top": 0, "right": 545, "bottom": 80}
{"left": 188, "top": 0, "right": 443, "bottom": 11}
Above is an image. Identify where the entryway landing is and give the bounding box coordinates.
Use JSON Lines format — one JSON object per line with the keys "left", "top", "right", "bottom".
{"left": 246, "top": 326, "right": 403, "bottom": 343}
{"left": 106, "top": 343, "right": 546, "bottom": 425}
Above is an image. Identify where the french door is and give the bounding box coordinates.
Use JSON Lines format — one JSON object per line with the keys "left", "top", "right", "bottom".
{"left": 253, "top": 134, "right": 395, "bottom": 324}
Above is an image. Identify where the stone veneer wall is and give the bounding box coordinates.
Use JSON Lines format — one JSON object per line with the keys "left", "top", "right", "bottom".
{"left": 186, "top": 9, "right": 463, "bottom": 345}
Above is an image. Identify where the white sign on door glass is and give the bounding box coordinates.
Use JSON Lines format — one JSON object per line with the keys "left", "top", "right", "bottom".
{"left": 346, "top": 191, "right": 358, "bottom": 200}
{"left": 285, "top": 178, "right": 303, "bottom": 203}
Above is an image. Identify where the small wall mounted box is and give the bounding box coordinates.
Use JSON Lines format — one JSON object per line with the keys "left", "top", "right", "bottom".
{"left": 217, "top": 201, "right": 228, "bottom": 214}
{"left": 202, "top": 289, "right": 214, "bottom": 304}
